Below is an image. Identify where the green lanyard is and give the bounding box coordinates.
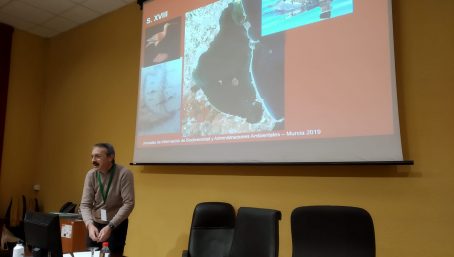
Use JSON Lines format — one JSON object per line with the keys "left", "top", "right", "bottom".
{"left": 97, "top": 164, "right": 115, "bottom": 203}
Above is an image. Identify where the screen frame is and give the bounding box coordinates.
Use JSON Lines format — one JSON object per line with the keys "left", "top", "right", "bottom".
{"left": 133, "top": 0, "right": 411, "bottom": 165}
{"left": 131, "top": 160, "right": 414, "bottom": 166}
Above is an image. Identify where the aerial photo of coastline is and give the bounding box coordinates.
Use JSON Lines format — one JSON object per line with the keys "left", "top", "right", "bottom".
{"left": 182, "top": 0, "right": 284, "bottom": 137}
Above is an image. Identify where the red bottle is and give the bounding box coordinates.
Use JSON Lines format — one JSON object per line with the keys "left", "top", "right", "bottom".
{"left": 99, "top": 242, "right": 110, "bottom": 257}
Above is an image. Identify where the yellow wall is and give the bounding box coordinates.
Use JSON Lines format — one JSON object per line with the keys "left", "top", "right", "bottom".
{"left": 1, "top": 1, "right": 454, "bottom": 257}
{"left": 0, "top": 30, "right": 45, "bottom": 215}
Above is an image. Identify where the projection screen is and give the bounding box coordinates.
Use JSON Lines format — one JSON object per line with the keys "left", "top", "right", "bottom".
{"left": 133, "top": 0, "right": 404, "bottom": 163}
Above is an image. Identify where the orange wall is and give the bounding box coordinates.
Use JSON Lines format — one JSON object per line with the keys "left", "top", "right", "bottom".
{"left": 1, "top": 1, "right": 454, "bottom": 257}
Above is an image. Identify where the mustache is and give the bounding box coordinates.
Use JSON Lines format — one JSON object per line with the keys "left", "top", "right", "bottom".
{"left": 92, "top": 161, "right": 99, "bottom": 166}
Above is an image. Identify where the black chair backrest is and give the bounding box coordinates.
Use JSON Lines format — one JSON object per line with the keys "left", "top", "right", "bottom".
{"left": 59, "top": 202, "right": 77, "bottom": 213}
{"left": 187, "top": 202, "right": 236, "bottom": 257}
{"left": 291, "top": 205, "right": 375, "bottom": 257}
{"left": 229, "top": 207, "right": 281, "bottom": 257}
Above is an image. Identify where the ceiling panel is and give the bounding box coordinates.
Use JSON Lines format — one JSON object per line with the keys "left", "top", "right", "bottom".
{"left": 61, "top": 5, "right": 100, "bottom": 24}
{"left": 43, "top": 15, "right": 78, "bottom": 32}
{"left": 0, "top": 11, "right": 35, "bottom": 31}
{"left": 19, "top": 0, "right": 75, "bottom": 14}
{"left": 81, "top": 0, "right": 127, "bottom": 15}
{"left": 29, "top": 25, "right": 57, "bottom": 38}
{"left": 0, "top": 0, "right": 137, "bottom": 38}
{"left": 1, "top": 1, "right": 54, "bottom": 24}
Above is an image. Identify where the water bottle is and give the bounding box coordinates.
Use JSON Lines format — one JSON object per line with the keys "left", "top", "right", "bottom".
{"left": 99, "top": 242, "right": 110, "bottom": 257}
{"left": 12, "top": 240, "right": 24, "bottom": 257}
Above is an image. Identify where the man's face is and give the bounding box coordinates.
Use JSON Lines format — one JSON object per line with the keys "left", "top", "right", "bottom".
{"left": 91, "top": 146, "right": 113, "bottom": 172}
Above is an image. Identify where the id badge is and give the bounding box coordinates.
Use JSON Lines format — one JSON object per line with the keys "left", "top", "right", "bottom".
{"left": 101, "top": 209, "right": 108, "bottom": 221}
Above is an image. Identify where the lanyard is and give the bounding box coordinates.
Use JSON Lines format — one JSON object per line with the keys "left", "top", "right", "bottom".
{"left": 97, "top": 164, "right": 115, "bottom": 203}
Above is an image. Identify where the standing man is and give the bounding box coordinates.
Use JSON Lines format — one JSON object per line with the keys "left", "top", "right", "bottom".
{"left": 80, "top": 143, "right": 135, "bottom": 256}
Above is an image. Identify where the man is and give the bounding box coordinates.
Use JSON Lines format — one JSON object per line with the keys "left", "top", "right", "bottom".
{"left": 80, "top": 143, "right": 135, "bottom": 255}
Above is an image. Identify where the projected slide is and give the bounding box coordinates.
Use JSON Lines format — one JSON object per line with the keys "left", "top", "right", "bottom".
{"left": 134, "top": 0, "right": 403, "bottom": 163}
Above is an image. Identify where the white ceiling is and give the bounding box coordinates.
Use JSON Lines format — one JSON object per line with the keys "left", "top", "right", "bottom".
{"left": 0, "top": 0, "right": 137, "bottom": 38}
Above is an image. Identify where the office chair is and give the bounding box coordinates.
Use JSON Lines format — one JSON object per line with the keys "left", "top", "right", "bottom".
{"left": 291, "top": 205, "right": 375, "bottom": 257}
{"left": 229, "top": 207, "right": 281, "bottom": 257}
{"left": 182, "top": 202, "right": 236, "bottom": 257}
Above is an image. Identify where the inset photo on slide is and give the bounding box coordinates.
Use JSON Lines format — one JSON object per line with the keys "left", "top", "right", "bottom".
{"left": 143, "top": 17, "right": 181, "bottom": 67}
{"left": 137, "top": 58, "right": 182, "bottom": 136}
{"left": 262, "top": 0, "right": 354, "bottom": 36}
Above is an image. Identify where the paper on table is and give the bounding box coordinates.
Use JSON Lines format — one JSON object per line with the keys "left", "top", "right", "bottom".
{"left": 63, "top": 251, "right": 100, "bottom": 257}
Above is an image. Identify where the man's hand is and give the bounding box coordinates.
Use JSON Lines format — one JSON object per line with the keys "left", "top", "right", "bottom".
{"left": 87, "top": 223, "right": 100, "bottom": 242}
{"left": 97, "top": 225, "right": 112, "bottom": 242}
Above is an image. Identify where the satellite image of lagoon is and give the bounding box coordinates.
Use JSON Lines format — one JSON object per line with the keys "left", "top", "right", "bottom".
{"left": 183, "top": 0, "right": 285, "bottom": 137}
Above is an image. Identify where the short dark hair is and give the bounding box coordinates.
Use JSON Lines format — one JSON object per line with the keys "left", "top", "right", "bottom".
{"left": 94, "top": 143, "right": 115, "bottom": 163}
